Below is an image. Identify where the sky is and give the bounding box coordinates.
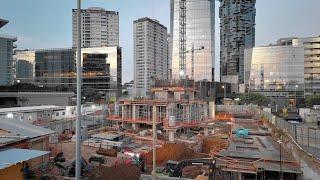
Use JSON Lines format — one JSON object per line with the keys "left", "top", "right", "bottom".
{"left": 1, "top": 0, "right": 320, "bottom": 83}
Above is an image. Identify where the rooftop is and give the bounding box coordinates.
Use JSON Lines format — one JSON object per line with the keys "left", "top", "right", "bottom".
{"left": 0, "top": 148, "right": 49, "bottom": 170}
{"left": 0, "top": 118, "right": 55, "bottom": 146}
{"left": 0, "top": 18, "right": 8, "bottom": 28}
{"left": 0, "top": 105, "right": 64, "bottom": 115}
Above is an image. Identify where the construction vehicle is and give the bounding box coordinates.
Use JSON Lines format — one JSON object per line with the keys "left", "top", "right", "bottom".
{"left": 161, "top": 158, "right": 216, "bottom": 179}
{"left": 124, "top": 152, "right": 147, "bottom": 172}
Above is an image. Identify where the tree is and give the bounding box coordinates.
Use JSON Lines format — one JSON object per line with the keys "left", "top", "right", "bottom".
{"left": 236, "top": 93, "right": 270, "bottom": 106}
{"left": 305, "top": 95, "right": 320, "bottom": 108}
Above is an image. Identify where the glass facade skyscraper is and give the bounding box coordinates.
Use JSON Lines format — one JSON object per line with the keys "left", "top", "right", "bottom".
{"left": 244, "top": 45, "right": 305, "bottom": 108}
{"left": 35, "top": 48, "right": 76, "bottom": 89}
{"left": 0, "top": 19, "right": 16, "bottom": 86}
{"left": 220, "top": 0, "right": 256, "bottom": 85}
{"left": 170, "top": 0, "right": 215, "bottom": 81}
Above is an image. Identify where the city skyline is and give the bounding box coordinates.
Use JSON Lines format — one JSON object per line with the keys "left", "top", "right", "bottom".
{"left": 1, "top": 0, "right": 320, "bottom": 83}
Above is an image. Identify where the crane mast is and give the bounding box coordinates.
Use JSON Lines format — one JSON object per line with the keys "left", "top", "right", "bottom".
{"left": 179, "top": 0, "right": 187, "bottom": 79}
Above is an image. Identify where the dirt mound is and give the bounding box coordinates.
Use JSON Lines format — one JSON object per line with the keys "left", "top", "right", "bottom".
{"left": 145, "top": 143, "right": 207, "bottom": 165}
{"left": 88, "top": 164, "right": 141, "bottom": 180}
{"left": 202, "top": 136, "right": 228, "bottom": 154}
{"left": 182, "top": 166, "right": 203, "bottom": 178}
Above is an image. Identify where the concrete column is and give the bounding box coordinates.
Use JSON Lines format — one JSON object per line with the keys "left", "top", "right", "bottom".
{"left": 209, "top": 101, "right": 215, "bottom": 120}
{"left": 132, "top": 105, "right": 136, "bottom": 119}
{"left": 204, "top": 127, "right": 209, "bottom": 137}
{"left": 121, "top": 105, "right": 125, "bottom": 119}
{"left": 132, "top": 123, "right": 138, "bottom": 131}
{"left": 238, "top": 172, "right": 242, "bottom": 180}
{"left": 168, "top": 130, "right": 175, "bottom": 142}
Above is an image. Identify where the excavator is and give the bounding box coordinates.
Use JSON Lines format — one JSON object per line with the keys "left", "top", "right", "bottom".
{"left": 161, "top": 158, "right": 216, "bottom": 179}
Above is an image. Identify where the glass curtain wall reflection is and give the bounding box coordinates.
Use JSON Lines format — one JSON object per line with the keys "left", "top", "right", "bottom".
{"left": 170, "top": 0, "right": 215, "bottom": 81}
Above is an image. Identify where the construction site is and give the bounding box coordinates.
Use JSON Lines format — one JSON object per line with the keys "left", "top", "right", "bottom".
{"left": 17, "top": 80, "right": 317, "bottom": 180}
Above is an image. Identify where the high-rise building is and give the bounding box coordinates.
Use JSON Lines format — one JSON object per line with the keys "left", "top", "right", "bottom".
{"left": 35, "top": 48, "right": 76, "bottom": 89}
{"left": 72, "top": 7, "right": 119, "bottom": 48}
{"left": 220, "top": 0, "right": 256, "bottom": 85}
{"left": 244, "top": 44, "right": 304, "bottom": 108}
{"left": 133, "top": 17, "right": 168, "bottom": 96}
{"left": 80, "top": 47, "right": 122, "bottom": 97}
{"left": 14, "top": 50, "right": 36, "bottom": 84}
{"left": 289, "top": 37, "right": 320, "bottom": 96}
{"left": 0, "top": 19, "right": 17, "bottom": 86}
{"left": 170, "top": 0, "right": 215, "bottom": 81}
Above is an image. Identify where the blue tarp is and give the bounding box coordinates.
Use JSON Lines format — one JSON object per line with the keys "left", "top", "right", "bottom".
{"left": 0, "top": 148, "right": 49, "bottom": 170}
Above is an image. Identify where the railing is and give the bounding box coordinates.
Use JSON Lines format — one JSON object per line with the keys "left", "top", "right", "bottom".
{"left": 261, "top": 111, "right": 320, "bottom": 149}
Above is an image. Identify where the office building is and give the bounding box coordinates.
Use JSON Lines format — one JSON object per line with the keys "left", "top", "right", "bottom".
{"left": 244, "top": 45, "right": 304, "bottom": 108}
{"left": 15, "top": 60, "right": 34, "bottom": 84}
{"left": 278, "top": 36, "right": 320, "bottom": 96}
{"left": 220, "top": 0, "right": 256, "bottom": 85}
{"left": 0, "top": 19, "right": 17, "bottom": 86}
{"left": 170, "top": 0, "right": 215, "bottom": 81}
{"left": 134, "top": 17, "right": 168, "bottom": 96}
{"left": 81, "top": 47, "right": 122, "bottom": 97}
{"left": 35, "top": 48, "right": 76, "bottom": 89}
{"left": 72, "top": 7, "right": 119, "bottom": 48}
{"left": 14, "top": 50, "right": 36, "bottom": 84}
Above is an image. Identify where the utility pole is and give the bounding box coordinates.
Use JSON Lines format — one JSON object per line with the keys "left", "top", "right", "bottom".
{"left": 277, "top": 136, "right": 283, "bottom": 180}
{"left": 76, "top": 0, "right": 82, "bottom": 179}
{"left": 152, "top": 106, "right": 157, "bottom": 180}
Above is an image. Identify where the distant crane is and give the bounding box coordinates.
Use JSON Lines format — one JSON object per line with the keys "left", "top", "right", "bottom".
{"left": 179, "top": 0, "right": 204, "bottom": 80}
{"left": 185, "top": 43, "right": 205, "bottom": 80}
{"left": 179, "top": 0, "right": 187, "bottom": 79}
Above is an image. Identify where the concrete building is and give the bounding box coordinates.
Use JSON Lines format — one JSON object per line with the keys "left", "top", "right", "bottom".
{"left": 220, "top": 0, "right": 256, "bottom": 85}
{"left": 170, "top": 0, "right": 215, "bottom": 81}
{"left": 14, "top": 50, "right": 36, "bottom": 84}
{"left": 108, "top": 80, "right": 214, "bottom": 142}
{"left": 72, "top": 7, "right": 119, "bottom": 48}
{"left": 35, "top": 48, "right": 76, "bottom": 89}
{"left": 80, "top": 47, "right": 122, "bottom": 97}
{"left": 0, "top": 19, "right": 17, "bottom": 86}
{"left": 278, "top": 36, "right": 320, "bottom": 96}
{"left": 244, "top": 44, "right": 305, "bottom": 108}
{"left": 133, "top": 17, "right": 168, "bottom": 96}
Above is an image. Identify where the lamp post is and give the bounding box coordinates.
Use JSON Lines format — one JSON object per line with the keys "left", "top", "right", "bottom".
{"left": 222, "top": 85, "right": 226, "bottom": 100}
{"left": 75, "top": 0, "right": 82, "bottom": 179}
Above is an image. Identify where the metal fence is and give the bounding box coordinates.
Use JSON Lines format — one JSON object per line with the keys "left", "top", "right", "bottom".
{"left": 261, "top": 111, "right": 320, "bottom": 149}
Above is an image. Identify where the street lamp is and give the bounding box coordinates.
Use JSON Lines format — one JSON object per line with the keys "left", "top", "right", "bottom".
{"left": 75, "top": 0, "right": 82, "bottom": 179}
{"left": 222, "top": 85, "right": 226, "bottom": 100}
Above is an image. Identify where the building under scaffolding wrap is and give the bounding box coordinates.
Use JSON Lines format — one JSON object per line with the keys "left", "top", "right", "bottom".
{"left": 107, "top": 80, "right": 214, "bottom": 137}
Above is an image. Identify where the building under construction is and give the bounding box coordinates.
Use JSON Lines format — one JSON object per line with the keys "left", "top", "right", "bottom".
{"left": 107, "top": 80, "right": 215, "bottom": 141}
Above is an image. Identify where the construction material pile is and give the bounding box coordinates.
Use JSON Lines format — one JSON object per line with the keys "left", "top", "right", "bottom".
{"left": 145, "top": 143, "right": 207, "bottom": 165}
{"left": 202, "top": 136, "right": 228, "bottom": 154}
{"left": 88, "top": 164, "right": 141, "bottom": 180}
